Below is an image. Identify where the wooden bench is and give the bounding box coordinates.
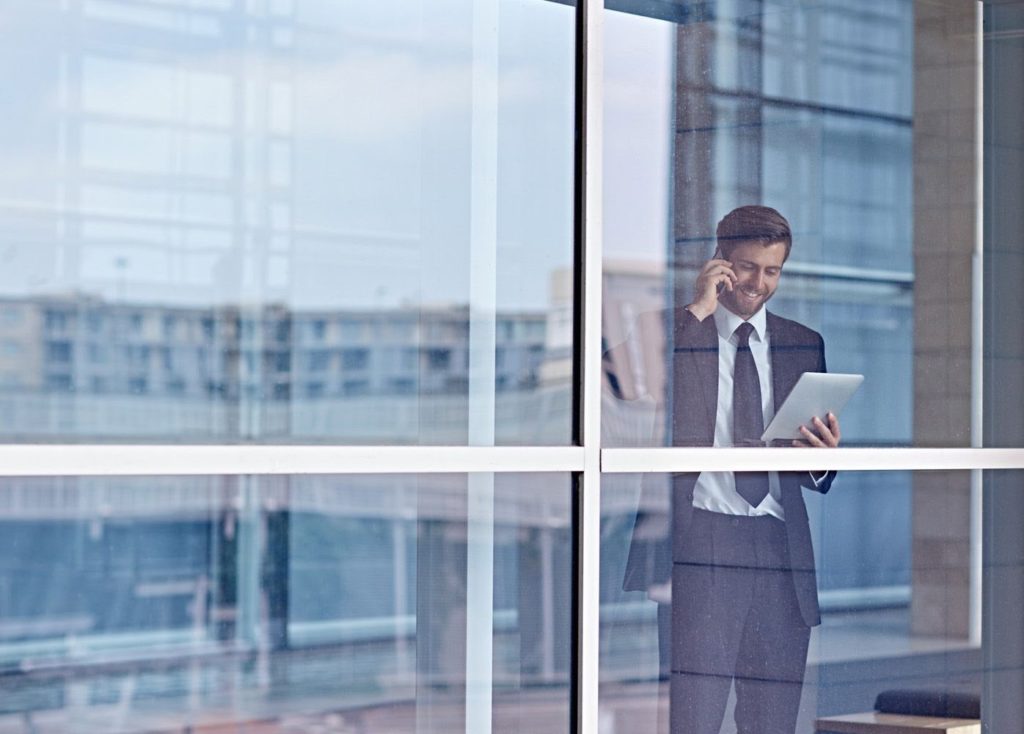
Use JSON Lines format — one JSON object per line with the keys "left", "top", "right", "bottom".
{"left": 815, "top": 711, "right": 981, "bottom": 734}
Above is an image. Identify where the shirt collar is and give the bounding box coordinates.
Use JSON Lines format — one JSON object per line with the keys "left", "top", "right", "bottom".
{"left": 713, "top": 304, "right": 768, "bottom": 344}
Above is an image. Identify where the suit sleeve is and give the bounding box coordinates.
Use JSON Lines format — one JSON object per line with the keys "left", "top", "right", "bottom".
{"left": 615, "top": 309, "right": 700, "bottom": 593}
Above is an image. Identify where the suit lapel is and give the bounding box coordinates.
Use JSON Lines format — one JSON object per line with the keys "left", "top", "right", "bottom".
{"left": 768, "top": 311, "right": 804, "bottom": 413}
{"left": 768, "top": 312, "right": 788, "bottom": 414}
{"left": 673, "top": 309, "right": 718, "bottom": 443}
{"left": 768, "top": 312, "right": 800, "bottom": 500}
{"left": 695, "top": 320, "right": 718, "bottom": 435}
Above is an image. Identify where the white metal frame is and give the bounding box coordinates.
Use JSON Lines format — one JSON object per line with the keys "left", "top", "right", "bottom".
{"left": 4, "top": 445, "right": 1024, "bottom": 478}
{"left": 602, "top": 448, "right": 1024, "bottom": 473}
{"left": 4, "top": 3, "right": 1023, "bottom": 734}
{"left": 576, "top": 1, "right": 604, "bottom": 732}
{"left": 0, "top": 445, "right": 584, "bottom": 476}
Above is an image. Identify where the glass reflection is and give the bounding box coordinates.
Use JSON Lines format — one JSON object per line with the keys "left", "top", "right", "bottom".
{"left": 603, "top": 0, "right": 983, "bottom": 451}
{"left": 601, "top": 1, "right": 994, "bottom": 732}
{"left": 602, "top": 470, "right": 990, "bottom": 733}
{"left": 0, "top": 473, "right": 571, "bottom": 732}
{"left": 0, "top": 0, "right": 574, "bottom": 444}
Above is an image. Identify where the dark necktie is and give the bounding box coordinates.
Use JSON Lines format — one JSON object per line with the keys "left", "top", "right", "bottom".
{"left": 733, "top": 322, "right": 769, "bottom": 507}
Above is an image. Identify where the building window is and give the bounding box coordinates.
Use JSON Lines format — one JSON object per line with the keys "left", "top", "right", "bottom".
{"left": 306, "top": 350, "right": 330, "bottom": 371}
{"left": 46, "top": 341, "right": 72, "bottom": 364}
{"left": 342, "top": 379, "right": 370, "bottom": 396}
{"left": 341, "top": 349, "right": 369, "bottom": 370}
{"left": 424, "top": 348, "right": 450, "bottom": 370}
{"left": 46, "top": 374, "right": 73, "bottom": 392}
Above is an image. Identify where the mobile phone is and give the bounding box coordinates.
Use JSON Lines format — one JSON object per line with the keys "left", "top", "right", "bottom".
{"left": 712, "top": 247, "right": 726, "bottom": 295}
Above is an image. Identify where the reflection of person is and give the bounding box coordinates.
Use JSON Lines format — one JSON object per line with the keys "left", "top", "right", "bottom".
{"left": 620, "top": 206, "right": 840, "bottom": 734}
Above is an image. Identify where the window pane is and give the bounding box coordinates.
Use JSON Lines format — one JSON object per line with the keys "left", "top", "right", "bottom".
{"left": 984, "top": 0, "right": 1024, "bottom": 449}
{"left": 601, "top": 1, "right": 1001, "bottom": 448}
{"left": 0, "top": 0, "right": 574, "bottom": 444}
{"left": 0, "top": 473, "right": 571, "bottom": 732}
{"left": 600, "top": 469, "right": 1020, "bottom": 731}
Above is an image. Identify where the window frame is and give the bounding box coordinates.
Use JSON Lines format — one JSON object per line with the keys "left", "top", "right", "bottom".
{"left": 0, "top": 2, "right": 1019, "bottom": 734}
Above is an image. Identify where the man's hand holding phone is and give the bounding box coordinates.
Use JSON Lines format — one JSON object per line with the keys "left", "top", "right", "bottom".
{"left": 687, "top": 255, "right": 736, "bottom": 321}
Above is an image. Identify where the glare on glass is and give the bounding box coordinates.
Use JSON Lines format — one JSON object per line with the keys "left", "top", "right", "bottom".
{"left": 0, "top": 0, "right": 574, "bottom": 445}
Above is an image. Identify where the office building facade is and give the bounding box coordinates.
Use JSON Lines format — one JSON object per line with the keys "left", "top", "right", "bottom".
{"left": 0, "top": 0, "right": 1023, "bottom": 732}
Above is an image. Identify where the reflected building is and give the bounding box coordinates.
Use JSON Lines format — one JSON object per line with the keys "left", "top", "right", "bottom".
{"left": 0, "top": 295, "right": 562, "bottom": 443}
{"left": 0, "top": 295, "right": 574, "bottom": 728}
{"left": 0, "top": 472, "right": 575, "bottom": 730}
{"left": 1, "top": 0, "right": 1021, "bottom": 731}
{"left": 1, "top": 0, "right": 579, "bottom": 729}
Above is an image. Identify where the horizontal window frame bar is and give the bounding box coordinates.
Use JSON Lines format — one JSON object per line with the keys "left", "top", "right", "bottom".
{"left": 601, "top": 447, "right": 1024, "bottom": 473}
{"left": 0, "top": 446, "right": 1022, "bottom": 477}
{"left": 0, "top": 446, "right": 585, "bottom": 477}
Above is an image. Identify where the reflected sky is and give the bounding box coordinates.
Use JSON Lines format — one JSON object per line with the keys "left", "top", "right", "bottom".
{"left": 0, "top": 0, "right": 575, "bottom": 310}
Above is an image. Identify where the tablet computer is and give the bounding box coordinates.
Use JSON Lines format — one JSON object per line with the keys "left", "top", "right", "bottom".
{"left": 761, "top": 372, "right": 864, "bottom": 443}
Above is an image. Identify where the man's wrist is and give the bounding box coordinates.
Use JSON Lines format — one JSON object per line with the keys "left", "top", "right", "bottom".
{"left": 685, "top": 303, "right": 713, "bottom": 321}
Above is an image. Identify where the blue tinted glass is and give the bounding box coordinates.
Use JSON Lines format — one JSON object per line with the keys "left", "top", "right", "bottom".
{"left": 0, "top": 0, "right": 574, "bottom": 444}
{"left": 0, "top": 473, "right": 571, "bottom": 732}
{"left": 603, "top": 0, "right": 982, "bottom": 448}
{"left": 601, "top": 470, "right": 998, "bottom": 731}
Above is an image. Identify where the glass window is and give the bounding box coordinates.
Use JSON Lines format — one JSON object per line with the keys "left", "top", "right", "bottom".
{"left": 0, "top": 0, "right": 575, "bottom": 445}
{"left": 1, "top": 2, "right": 1023, "bottom": 734}
{"left": 984, "top": 0, "right": 1024, "bottom": 449}
{"left": 599, "top": 469, "right": 1017, "bottom": 731}
{"left": 0, "top": 473, "right": 571, "bottom": 732}
{"left": 602, "top": 0, "right": 990, "bottom": 449}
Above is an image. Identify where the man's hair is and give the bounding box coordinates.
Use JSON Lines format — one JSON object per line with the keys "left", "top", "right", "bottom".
{"left": 716, "top": 205, "right": 792, "bottom": 262}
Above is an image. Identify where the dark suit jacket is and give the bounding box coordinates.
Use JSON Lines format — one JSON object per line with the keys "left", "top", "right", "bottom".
{"left": 620, "top": 307, "right": 834, "bottom": 627}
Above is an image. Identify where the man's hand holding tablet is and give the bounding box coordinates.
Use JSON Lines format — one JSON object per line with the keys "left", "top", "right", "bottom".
{"left": 760, "top": 372, "right": 864, "bottom": 447}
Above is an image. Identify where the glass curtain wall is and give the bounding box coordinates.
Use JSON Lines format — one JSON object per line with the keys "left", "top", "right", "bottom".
{"left": 602, "top": 0, "right": 919, "bottom": 652}
{"left": 0, "top": 0, "right": 574, "bottom": 445}
{"left": 0, "top": 473, "right": 572, "bottom": 732}
{"left": 2, "top": 0, "right": 1024, "bottom": 733}
{"left": 599, "top": 0, "right": 1024, "bottom": 732}
{"left": 0, "top": 0, "right": 577, "bottom": 732}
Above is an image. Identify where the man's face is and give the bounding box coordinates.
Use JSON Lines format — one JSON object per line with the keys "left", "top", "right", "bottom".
{"left": 719, "top": 240, "right": 787, "bottom": 319}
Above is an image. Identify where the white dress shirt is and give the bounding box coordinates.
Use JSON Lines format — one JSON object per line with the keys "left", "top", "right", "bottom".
{"left": 691, "top": 305, "right": 787, "bottom": 519}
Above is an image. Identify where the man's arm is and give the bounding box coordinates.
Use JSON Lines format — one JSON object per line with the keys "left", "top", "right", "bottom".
{"left": 794, "top": 332, "right": 839, "bottom": 493}
{"left": 684, "top": 257, "right": 737, "bottom": 322}
{"left": 805, "top": 467, "right": 837, "bottom": 494}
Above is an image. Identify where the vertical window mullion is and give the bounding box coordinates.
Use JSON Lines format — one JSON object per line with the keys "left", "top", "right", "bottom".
{"left": 573, "top": 0, "right": 604, "bottom": 732}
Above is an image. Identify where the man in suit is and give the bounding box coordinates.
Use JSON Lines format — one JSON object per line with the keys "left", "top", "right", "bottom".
{"left": 620, "top": 205, "right": 840, "bottom": 734}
